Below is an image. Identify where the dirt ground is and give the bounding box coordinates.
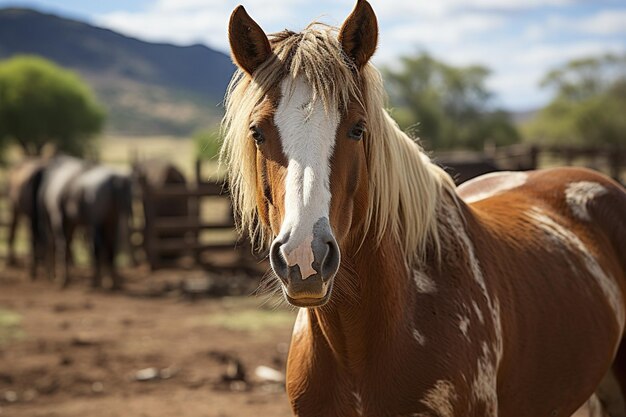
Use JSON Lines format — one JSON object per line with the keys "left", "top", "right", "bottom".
{"left": 0, "top": 264, "right": 594, "bottom": 417}
{"left": 0, "top": 265, "right": 295, "bottom": 417}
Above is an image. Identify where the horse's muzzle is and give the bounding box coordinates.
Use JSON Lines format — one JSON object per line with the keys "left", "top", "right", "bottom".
{"left": 270, "top": 218, "right": 340, "bottom": 307}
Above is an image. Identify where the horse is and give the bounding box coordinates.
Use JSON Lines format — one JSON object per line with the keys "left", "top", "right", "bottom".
{"left": 5, "top": 157, "right": 47, "bottom": 276}
{"left": 132, "top": 158, "right": 188, "bottom": 264}
{"left": 38, "top": 156, "right": 133, "bottom": 289}
{"left": 222, "top": 2, "right": 626, "bottom": 416}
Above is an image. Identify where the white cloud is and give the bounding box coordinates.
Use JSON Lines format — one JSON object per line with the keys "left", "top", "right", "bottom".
{"left": 371, "top": 0, "right": 581, "bottom": 19}
{"left": 523, "top": 9, "right": 626, "bottom": 41}
{"left": 96, "top": 0, "right": 310, "bottom": 50}
{"left": 94, "top": 0, "right": 626, "bottom": 110}
{"left": 577, "top": 10, "right": 626, "bottom": 35}
{"left": 386, "top": 14, "right": 505, "bottom": 47}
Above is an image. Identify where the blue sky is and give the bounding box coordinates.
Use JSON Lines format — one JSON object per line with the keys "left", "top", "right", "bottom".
{"left": 1, "top": 0, "right": 625, "bottom": 110}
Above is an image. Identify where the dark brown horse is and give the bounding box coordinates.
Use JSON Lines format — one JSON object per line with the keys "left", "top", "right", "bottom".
{"left": 5, "top": 157, "right": 47, "bottom": 276}
{"left": 222, "top": 2, "right": 626, "bottom": 416}
{"left": 132, "top": 159, "right": 188, "bottom": 264}
{"left": 38, "top": 156, "right": 133, "bottom": 289}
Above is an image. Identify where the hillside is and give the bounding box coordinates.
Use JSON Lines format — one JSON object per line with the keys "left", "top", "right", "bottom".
{"left": 0, "top": 8, "right": 236, "bottom": 136}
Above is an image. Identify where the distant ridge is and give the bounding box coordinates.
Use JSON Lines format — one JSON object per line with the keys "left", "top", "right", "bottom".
{"left": 0, "top": 7, "right": 236, "bottom": 135}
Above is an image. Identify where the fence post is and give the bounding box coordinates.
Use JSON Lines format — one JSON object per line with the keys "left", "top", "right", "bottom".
{"left": 609, "top": 147, "right": 621, "bottom": 182}
{"left": 529, "top": 145, "right": 539, "bottom": 170}
{"left": 141, "top": 177, "right": 159, "bottom": 270}
{"left": 192, "top": 159, "right": 202, "bottom": 264}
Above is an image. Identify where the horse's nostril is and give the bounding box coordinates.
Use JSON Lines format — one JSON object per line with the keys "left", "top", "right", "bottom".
{"left": 320, "top": 240, "right": 340, "bottom": 280}
{"left": 270, "top": 240, "right": 289, "bottom": 282}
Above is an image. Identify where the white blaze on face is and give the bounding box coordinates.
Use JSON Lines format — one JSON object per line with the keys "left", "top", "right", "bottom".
{"left": 274, "top": 77, "right": 340, "bottom": 279}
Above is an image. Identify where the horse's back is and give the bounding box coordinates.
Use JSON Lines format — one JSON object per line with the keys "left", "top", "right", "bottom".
{"left": 41, "top": 157, "right": 86, "bottom": 204}
{"left": 8, "top": 158, "right": 46, "bottom": 213}
{"left": 71, "top": 165, "right": 132, "bottom": 222}
{"left": 458, "top": 167, "right": 626, "bottom": 417}
{"left": 459, "top": 167, "right": 626, "bottom": 271}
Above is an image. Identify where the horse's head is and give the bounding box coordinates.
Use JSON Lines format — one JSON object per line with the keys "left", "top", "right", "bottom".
{"left": 226, "top": 1, "right": 378, "bottom": 307}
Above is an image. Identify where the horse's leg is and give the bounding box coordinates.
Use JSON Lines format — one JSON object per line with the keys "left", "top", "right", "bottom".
{"left": 56, "top": 233, "right": 69, "bottom": 288}
{"left": 56, "top": 216, "right": 72, "bottom": 289}
{"left": 64, "top": 222, "right": 76, "bottom": 279}
{"left": 29, "top": 216, "right": 39, "bottom": 280}
{"left": 90, "top": 225, "right": 103, "bottom": 289}
{"left": 7, "top": 205, "right": 19, "bottom": 266}
{"left": 596, "top": 340, "right": 626, "bottom": 417}
{"left": 108, "top": 239, "right": 122, "bottom": 291}
{"left": 45, "top": 217, "right": 58, "bottom": 282}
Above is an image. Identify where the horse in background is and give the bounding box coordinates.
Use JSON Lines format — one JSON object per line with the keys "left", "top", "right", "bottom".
{"left": 38, "top": 155, "right": 134, "bottom": 289}
{"left": 5, "top": 157, "right": 47, "bottom": 276}
{"left": 132, "top": 158, "right": 188, "bottom": 263}
{"left": 223, "top": 2, "right": 626, "bottom": 416}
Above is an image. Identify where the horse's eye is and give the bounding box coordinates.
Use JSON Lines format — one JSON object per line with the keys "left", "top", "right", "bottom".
{"left": 348, "top": 123, "right": 366, "bottom": 141}
{"left": 250, "top": 126, "right": 265, "bottom": 144}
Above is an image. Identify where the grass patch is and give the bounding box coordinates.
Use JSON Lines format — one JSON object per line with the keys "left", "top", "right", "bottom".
{"left": 190, "top": 298, "right": 296, "bottom": 333}
{"left": 205, "top": 309, "right": 295, "bottom": 333}
{"left": 0, "top": 309, "right": 24, "bottom": 345}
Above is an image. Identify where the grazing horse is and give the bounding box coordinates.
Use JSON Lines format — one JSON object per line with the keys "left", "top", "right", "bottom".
{"left": 5, "top": 158, "right": 47, "bottom": 275}
{"left": 39, "top": 156, "right": 133, "bottom": 289}
{"left": 222, "top": 2, "right": 626, "bottom": 416}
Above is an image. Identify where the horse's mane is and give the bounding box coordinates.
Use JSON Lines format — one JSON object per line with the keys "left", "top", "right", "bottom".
{"left": 221, "top": 23, "right": 456, "bottom": 263}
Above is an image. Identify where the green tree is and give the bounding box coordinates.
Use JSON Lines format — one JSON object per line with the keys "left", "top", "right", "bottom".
{"left": 384, "top": 52, "right": 519, "bottom": 150}
{"left": 0, "top": 55, "right": 104, "bottom": 156}
{"left": 524, "top": 54, "right": 626, "bottom": 146}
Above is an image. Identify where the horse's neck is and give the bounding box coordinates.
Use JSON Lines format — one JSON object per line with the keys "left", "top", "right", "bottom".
{"left": 310, "top": 228, "right": 427, "bottom": 370}
{"left": 308, "top": 193, "right": 473, "bottom": 368}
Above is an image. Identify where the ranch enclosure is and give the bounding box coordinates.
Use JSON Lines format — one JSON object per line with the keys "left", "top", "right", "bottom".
{"left": 0, "top": 1, "right": 625, "bottom": 415}
{"left": 0, "top": 136, "right": 623, "bottom": 416}
{"left": 0, "top": 136, "right": 297, "bottom": 417}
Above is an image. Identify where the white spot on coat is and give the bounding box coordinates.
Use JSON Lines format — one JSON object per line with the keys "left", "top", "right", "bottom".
{"left": 459, "top": 315, "right": 471, "bottom": 340}
{"left": 444, "top": 204, "right": 503, "bottom": 366}
{"left": 472, "top": 342, "right": 499, "bottom": 417}
{"left": 526, "top": 206, "right": 625, "bottom": 332}
{"left": 413, "top": 270, "right": 437, "bottom": 294}
{"left": 472, "top": 301, "right": 485, "bottom": 324}
{"left": 565, "top": 181, "right": 607, "bottom": 221}
{"left": 413, "top": 328, "right": 426, "bottom": 346}
{"left": 292, "top": 308, "right": 309, "bottom": 338}
{"left": 420, "top": 380, "right": 457, "bottom": 417}
{"left": 353, "top": 391, "right": 364, "bottom": 416}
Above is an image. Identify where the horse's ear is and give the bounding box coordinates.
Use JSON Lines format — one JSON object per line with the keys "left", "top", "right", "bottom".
{"left": 339, "top": 0, "right": 378, "bottom": 69}
{"left": 229, "top": 5, "right": 272, "bottom": 75}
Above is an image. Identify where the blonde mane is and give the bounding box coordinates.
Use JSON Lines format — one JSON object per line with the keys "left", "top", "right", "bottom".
{"left": 221, "top": 24, "right": 456, "bottom": 263}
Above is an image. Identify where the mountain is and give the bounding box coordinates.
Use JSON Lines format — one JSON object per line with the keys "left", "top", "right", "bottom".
{"left": 0, "top": 7, "right": 236, "bottom": 136}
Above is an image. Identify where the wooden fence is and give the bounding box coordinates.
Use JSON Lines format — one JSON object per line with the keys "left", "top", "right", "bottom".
{"left": 0, "top": 184, "right": 8, "bottom": 263}
{"left": 488, "top": 144, "right": 626, "bottom": 183}
{"left": 1, "top": 145, "right": 623, "bottom": 269}
{"left": 438, "top": 144, "right": 625, "bottom": 185}
{"left": 138, "top": 160, "right": 255, "bottom": 271}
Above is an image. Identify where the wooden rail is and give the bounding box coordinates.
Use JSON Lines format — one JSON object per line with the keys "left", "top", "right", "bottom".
{"left": 138, "top": 159, "right": 251, "bottom": 270}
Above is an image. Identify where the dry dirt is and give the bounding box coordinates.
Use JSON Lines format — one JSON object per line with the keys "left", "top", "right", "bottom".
{"left": 0, "top": 265, "right": 592, "bottom": 417}
{"left": 0, "top": 265, "right": 295, "bottom": 417}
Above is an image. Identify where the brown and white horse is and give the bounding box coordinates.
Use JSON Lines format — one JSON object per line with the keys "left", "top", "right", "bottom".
{"left": 222, "top": 1, "right": 626, "bottom": 416}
